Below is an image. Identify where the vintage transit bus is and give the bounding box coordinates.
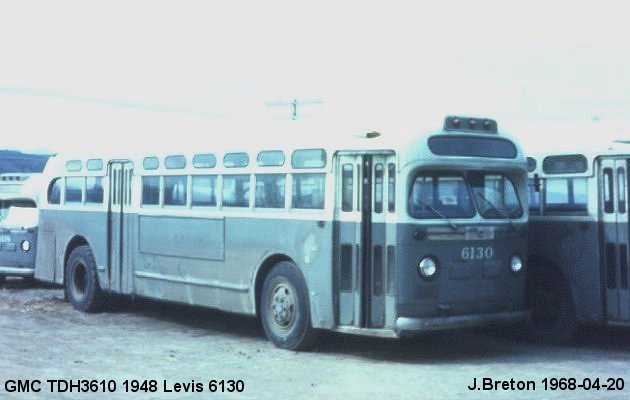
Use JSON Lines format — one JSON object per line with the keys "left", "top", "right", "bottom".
{"left": 0, "top": 150, "right": 50, "bottom": 284}
{"left": 527, "top": 141, "right": 630, "bottom": 341}
{"left": 0, "top": 173, "right": 44, "bottom": 284}
{"left": 33, "top": 117, "right": 529, "bottom": 350}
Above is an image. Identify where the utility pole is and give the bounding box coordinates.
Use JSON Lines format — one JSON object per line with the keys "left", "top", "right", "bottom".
{"left": 266, "top": 98, "right": 323, "bottom": 120}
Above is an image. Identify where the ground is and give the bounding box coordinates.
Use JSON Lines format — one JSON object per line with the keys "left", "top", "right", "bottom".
{"left": 2, "top": 278, "right": 630, "bottom": 400}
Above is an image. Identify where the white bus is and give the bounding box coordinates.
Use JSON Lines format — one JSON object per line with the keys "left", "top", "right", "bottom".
{"left": 527, "top": 141, "right": 630, "bottom": 341}
{"left": 0, "top": 173, "right": 45, "bottom": 284}
{"left": 34, "top": 117, "right": 529, "bottom": 350}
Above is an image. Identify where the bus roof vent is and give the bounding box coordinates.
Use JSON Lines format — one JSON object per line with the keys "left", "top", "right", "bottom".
{"left": 444, "top": 116, "right": 498, "bottom": 134}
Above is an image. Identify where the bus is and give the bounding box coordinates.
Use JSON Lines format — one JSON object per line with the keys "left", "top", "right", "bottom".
{"left": 527, "top": 141, "right": 630, "bottom": 341}
{"left": 33, "top": 117, "right": 529, "bottom": 350}
{"left": 0, "top": 173, "right": 44, "bottom": 285}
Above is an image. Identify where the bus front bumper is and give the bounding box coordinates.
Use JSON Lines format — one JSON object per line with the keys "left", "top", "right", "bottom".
{"left": 395, "top": 309, "right": 531, "bottom": 333}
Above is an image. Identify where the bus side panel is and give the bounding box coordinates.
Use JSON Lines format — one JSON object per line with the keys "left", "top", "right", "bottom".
{"left": 34, "top": 229, "right": 56, "bottom": 282}
{"left": 529, "top": 218, "right": 603, "bottom": 323}
{"left": 34, "top": 210, "right": 108, "bottom": 286}
{"left": 271, "top": 218, "right": 334, "bottom": 329}
{"left": 131, "top": 216, "right": 335, "bottom": 328}
{"left": 132, "top": 215, "right": 226, "bottom": 306}
{"left": 137, "top": 215, "right": 225, "bottom": 260}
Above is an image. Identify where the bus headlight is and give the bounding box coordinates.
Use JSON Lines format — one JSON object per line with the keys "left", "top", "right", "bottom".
{"left": 21, "top": 240, "right": 31, "bottom": 252}
{"left": 418, "top": 256, "right": 438, "bottom": 279}
{"left": 510, "top": 255, "right": 523, "bottom": 273}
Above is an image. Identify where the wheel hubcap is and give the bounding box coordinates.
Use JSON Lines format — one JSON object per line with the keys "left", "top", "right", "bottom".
{"left": 270, "top": 283, "right": 296, "bottom": 330}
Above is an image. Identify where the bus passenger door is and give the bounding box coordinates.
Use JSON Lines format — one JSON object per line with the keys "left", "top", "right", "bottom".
{"left": 599, "top": 158, "right": 630, "bottom": 322}
{"left": 108, "top": 161, "right": 134, "bottom": 294}
{"left": 335, "top": 152, "right": 396, "bottom": 329}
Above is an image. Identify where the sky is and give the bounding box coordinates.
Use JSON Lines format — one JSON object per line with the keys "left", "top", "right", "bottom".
{"left": 1, "top": 1, "right": 630, "bottom": 154}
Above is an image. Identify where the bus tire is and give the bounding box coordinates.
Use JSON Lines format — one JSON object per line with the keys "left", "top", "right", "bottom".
{"left": 65, "top": 245, "right": 103, "bottom": 313}
{"left": 260, "top": 261, "right": 319, "bottom": 351}
{"left": 0, "top": 275, "right": 5, "bottom": 286}
{"left": 528, "top": 267, "right": 577, "bottom": 343}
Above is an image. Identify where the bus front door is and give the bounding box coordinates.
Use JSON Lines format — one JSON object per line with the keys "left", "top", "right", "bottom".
{"left": 107, "top": 161, "right": 134, "bottom": 294}
{"left": 600, "top": 158, "right": 630, "bottom": 322}
{"left": 335, "top": 153, "right": 396, "bottom": 330}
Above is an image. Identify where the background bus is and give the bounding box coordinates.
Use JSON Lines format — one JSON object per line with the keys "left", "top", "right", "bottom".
{"left": 34, "top": 117, "right": 529, "bottom": 350}
{"left": 527, "top": 141, "right": 630, "bottom": 341}
{"left": 0, "top": 149, "right": 51, "bottom": 285}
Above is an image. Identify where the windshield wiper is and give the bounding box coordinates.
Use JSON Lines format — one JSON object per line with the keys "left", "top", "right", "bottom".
{"left": 474, "top": 192, "right": 516, "bottom": 229}
{"left": 416, "top": 199, "right": 458, "bottom": 230}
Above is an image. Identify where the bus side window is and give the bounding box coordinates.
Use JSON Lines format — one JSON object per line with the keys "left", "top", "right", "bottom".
{"left": 142, "top": 176, "right": 160, "bottom": 206}
{"left": 86, "top": 177, "right": 104, "bottom": 204}
{"left": 65, "top": 177, "right": 83, "bottom": 204}
{"left": 545, "top": 177, "right": 588, "bottom": 213}
{"left": 255, "top": 174, "right": 286, "bottom": 209}
{"left": 191, "top": 175, "right": 217, "bottom": 207}
{"left": 48, "top": 178, "right": 62, "bottom": 205}
{"left": 292, "top": 173, "right": 325, "bottom": 209}
{"left": 223, "top": 175, "right": 250, "bottom": 207}
{"left": 164, "top": 176, "right": 187, "bottom": 206}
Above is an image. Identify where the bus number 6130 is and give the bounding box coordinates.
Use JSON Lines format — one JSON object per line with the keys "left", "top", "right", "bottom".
{"left": 461, "top": 246, "right": 494, "bottom": 260}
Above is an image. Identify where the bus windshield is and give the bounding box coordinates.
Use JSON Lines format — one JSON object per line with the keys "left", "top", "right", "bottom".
{"left": 408, "top": 172, "right": 523, "bottom": 219}
{"left": 408, "top": 173, "right": 475, "bottom": 219}
{"left": 468, "top": 172, "right": 523, "bottom": 218}
{"left": 0, "top": 205, "right": 38, "bottom": 229}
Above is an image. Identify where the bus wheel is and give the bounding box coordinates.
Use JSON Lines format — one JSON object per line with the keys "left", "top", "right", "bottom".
{"left": 0, "top": 275, "right": 5, "bottom": 286}
{"left": 529, "top": 268, "right": 576, "bottom": 343}
{"left": 260, "top": 262, "right": 319, "bottom": 351}
{"left": 65, "top": 245, "right": 103, "bottom": 313}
